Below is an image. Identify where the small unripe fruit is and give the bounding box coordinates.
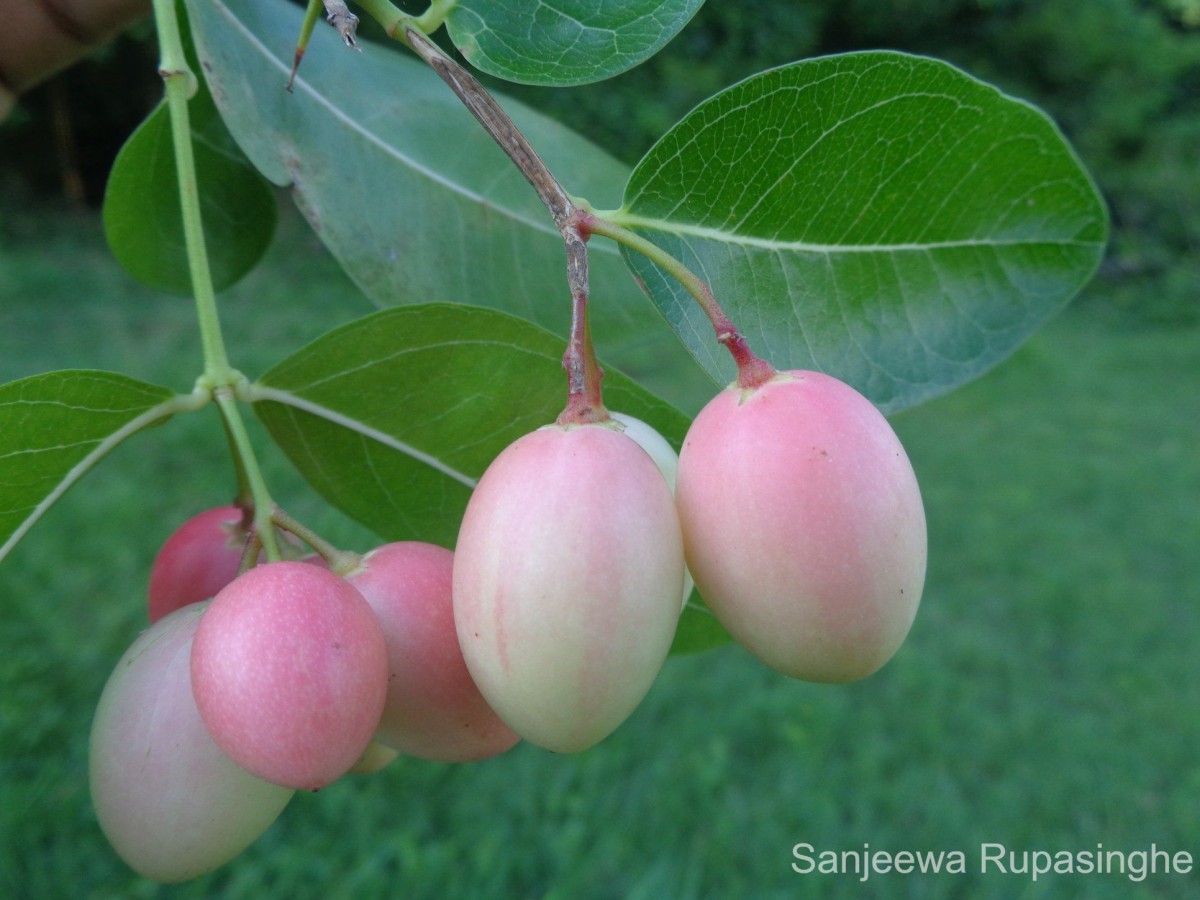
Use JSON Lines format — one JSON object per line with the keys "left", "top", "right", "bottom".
{"left": 610, "top": 412, "right": 695, "bottom": 606}
{"left": 147, "top": 506, "right": 247, "bottom": 622}
{"left": 453, "top": 423, "right": 685, "bottom": 753}
{"left": 610, "top": 412, "right": 679, "bottom": 493}
{"left": 346, "top": 542, "right": 519, "bottom": 762}
{"left": 349, "top": 740, "right": 400, "bottom": 774}
{"left": 90, "top": 603, "right": 293, "bottom": 882}
{"left": 675, "top": 371, "right": 926, "bottom": 682}
{"left": 190, "top": 562, "right": 389, "bottom": 790}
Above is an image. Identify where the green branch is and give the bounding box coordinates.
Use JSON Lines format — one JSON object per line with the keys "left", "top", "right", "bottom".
{"left": 152, "top": 0, "right": 284, "bottom": 560}
{"left": 151, "top": 0, "right": 234, "bottom": 383}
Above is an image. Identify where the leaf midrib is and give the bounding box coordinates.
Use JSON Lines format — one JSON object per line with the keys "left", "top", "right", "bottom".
{"left": 607, "top": 211, "right": 1106, "bottom": 254}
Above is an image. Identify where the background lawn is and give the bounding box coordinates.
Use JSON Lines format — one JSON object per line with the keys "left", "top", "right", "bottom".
{"left": 1, "top": 196, "right": 1197, "bottom": 898}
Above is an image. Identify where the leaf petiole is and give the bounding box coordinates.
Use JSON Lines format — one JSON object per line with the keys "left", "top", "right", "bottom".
{"left": 354, "top": 0, "right": 459, "bottom": 40}
{"left": 416, "top": 0, "right": 460, "bottom": 34}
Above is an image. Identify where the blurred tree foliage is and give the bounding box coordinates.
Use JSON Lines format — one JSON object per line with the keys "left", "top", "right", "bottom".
{"left": 1, "top": 0, "right": 1194, "bottom": 323}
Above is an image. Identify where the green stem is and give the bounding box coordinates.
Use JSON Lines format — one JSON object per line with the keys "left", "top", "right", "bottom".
{"left": 416, "top": 0, "right": 459, "bottom": 33}
{"left": 355, "top": 0, "right": 457, "bottom": 37}
{"left": 578, "top": 212, "right": 776, "bottom": 389}
{"left": 153, "top": 1, "right": 284, "bottom": 559}
{"left": 287, "top": 0, "right": 326, "bottom": 91}
{"left": 270, "top": 508, "right": 363, "bottom": 575}
{"left": 237, "top": 529, "right": 264, "bottom": 576}
{"left": 356, "top": 0, "right": 414, "bottom": 36}
{"left": 217, "top": 410, "right": 255, "bottom": 509}
{"left": 214, "top": 389, "right": 282, "bottom": 562}
{"left": 151, "top": 0, "right": 234, "bottom": 383}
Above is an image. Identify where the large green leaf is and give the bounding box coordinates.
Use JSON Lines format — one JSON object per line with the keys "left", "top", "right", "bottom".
{"left": 0, "top": 371, "right": 185, "bottom": 564}
{"left": 250, "top": 302, "right": 687, "bottom": 544}
{"left": 249, "top": 302, "right": 726, "bottom": 654}
{"left": 614, "top": 51, "right": 1109, "bottom": 413}
{"left": 102, "top": 84, "right": 277, "bottom": 295}
{"left": 445, "top": 0, "right": 705, "bottom": 86}
{"left": 184, "top": 0, "right": 710, "bottom": 410}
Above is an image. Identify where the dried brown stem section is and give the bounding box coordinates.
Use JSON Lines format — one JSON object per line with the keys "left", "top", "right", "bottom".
{"left": 322, "top": 0, "right": 359, "bottom": 48}
{"left": 403, "top": 27, "right": 606, "bottom": 424}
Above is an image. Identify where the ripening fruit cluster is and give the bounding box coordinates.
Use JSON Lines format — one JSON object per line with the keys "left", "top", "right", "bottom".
{"left": 89, "top": 369, "right": 925, "bottom": 882}
{"left": 452, "top": 370, "right": 926, "bottom": 756}
{"left": 91, "top": 522, "right": 518, "bottom": 881}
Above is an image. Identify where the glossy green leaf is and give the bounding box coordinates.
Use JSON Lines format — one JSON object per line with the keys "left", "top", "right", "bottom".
{"left": 671, "top": 592, "right": 728, "bottom": 655}
{"left": 251, "top": 302, "right": 685, "bottom": 543}
{"left": 250, "top": 302, "right": 726, "bottom": 653}
{"left": 445, "top": 0, "right": 705, "bottom": 86}
{"left": 102, "top": 83, "right": 277, "bottom": 295}
{"left": 183, "top": 0, "right": 711, "bottom": 411}
{"left": 0, "top": 371, "right": 183, "bottom": 564}
{"left": 615, "top": 51, "right": 1109, "bottom": 413}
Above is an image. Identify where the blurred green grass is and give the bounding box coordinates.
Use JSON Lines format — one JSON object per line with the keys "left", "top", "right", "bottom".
{"left": 1, "top": 203, "right": 1198, "bottom": 899}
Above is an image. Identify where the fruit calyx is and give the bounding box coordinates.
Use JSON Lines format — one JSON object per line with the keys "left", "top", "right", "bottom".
{"left": 717, "top": 327, "right": 776, "bottom": 391}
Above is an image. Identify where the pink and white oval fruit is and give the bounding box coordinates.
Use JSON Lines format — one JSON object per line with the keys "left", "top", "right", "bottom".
{"left": 90, "top": 603, "right": 293, "bottom": 883}
{"left": 453, "top": 423, "right": 685, "bottom": 753}
{"left": 147, "top": 505, "right": 247, "bottom": 623}
{"left": 346, "top": 541, "right": 519, "bottom": 762}
{"left": 190, "top": 561, "right": 388, "bottom": 790}
{"left": 675, "top": 371, "right": 926, "bottom": 683}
